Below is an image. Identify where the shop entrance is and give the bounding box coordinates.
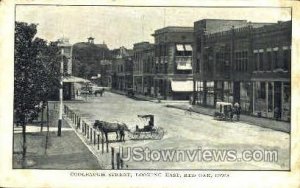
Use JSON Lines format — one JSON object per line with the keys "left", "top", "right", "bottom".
{"left": 274, "top": 81, "right": 282, "bottom": 119}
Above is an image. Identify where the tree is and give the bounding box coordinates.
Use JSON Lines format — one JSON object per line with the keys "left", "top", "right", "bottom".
{"left": 72, "top": 42, "right": 110, "bottom": 82}
{"left": 14, "top": 22, "right": 60, "bottom": 167}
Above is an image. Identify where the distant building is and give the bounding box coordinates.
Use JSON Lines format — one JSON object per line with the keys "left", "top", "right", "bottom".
{"left": 57, "top": 38, "right": 73, "bottom": 75}
{"left": 111, "top": 46, "right": 133, "bottom": 91}
{"left": 133, "top": 42, "right": 155, "bottom": 95}
{"left": 193, "top": 19, "right": 291, "bottom": 121}
{"left": 72, "top": 37, "right": 110, "bottom": 86}
{"left": 152, "top": 26, "right": 194, "bottom": 100}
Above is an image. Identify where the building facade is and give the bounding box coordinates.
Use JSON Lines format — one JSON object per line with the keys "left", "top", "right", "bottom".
{"left": 152, "top": 27, "right": 194, "bottom": 100}
{"left": 111, "top": 46, "right": 133, "bottom": 91}
{"left": 133, "top": 42, "right": 155, "bottom": 95}
{"left": 57, "top": 38, "right": 74, "bottom": 100}
{"left": 193, "top": 19, "right": 291, "bottom": 121}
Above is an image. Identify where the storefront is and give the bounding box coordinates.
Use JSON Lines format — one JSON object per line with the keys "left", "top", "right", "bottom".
{"left": 252, "top": 80, "right": 290, "bottom": 121}
{"left": 171, "top": 80, "right": 193, "bottom": 100}
{"left": 63, "top": 76, "right": 90, "bottom": 100}
{"left": 240, "top": 82, "right": 252, "bottom": 113}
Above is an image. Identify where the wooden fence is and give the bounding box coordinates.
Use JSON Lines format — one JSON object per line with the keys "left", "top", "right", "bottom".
{"left": 64, "top": 105, "right": 125, "bottom": 169}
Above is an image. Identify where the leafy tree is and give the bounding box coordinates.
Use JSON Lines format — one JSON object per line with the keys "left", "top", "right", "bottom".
{"left": 14, "top": 22, "right": 60, "bottom": 167}
{"left": 72, "top": 42, "right": 111, "bottom": 85}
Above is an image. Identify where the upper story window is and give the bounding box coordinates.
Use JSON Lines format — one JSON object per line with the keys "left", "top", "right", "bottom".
{"left": 175, "top": 44, "right": 192, "bottom": 56}
{"left": 258, "top": 51, "right": 264, "bottom": 71}
{"left": 266, "top": 51, "right": 272, "bottom": 70}
{"left": 273, "top": 50, "right": 279, "bottom": 69}
{"left": 283, "top": 47, "right": 291, "bottom": 71}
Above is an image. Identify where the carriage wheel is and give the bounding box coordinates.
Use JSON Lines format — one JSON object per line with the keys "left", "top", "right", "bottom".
{"left": 157, "top": 128, "right": 165, "bottom": 139}
{"left": 129, "top": 132, "right": 140, "bottom": 140}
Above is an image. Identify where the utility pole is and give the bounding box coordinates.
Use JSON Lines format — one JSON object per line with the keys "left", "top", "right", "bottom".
{"left": 58, "top": 48, "right": 64, "bottom": 136}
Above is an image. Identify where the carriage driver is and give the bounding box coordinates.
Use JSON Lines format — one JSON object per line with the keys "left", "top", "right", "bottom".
{"left": 137, "top": 115, "right": 154, "bottom": 131}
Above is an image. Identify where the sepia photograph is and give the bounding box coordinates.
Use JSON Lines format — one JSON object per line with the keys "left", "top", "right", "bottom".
{"left": 1, "top": 0, "right": 299, "bottom": 187}
{"left": 12, "top": 4, "right": 292, "bottom": 171}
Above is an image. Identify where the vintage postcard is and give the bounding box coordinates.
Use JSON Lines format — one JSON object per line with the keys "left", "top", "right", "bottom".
{"left": 0, "top": 0, "right": 300, "bottom": 187}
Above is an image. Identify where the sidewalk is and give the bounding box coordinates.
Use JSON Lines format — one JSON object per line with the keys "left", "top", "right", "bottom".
{"left": 13, "top": 104, "right": 102, "bottom": 169}
{"left": 166, "top": 103, "right": 290, "bottom": 133}
{"left": 110, "top": 89, "right": 189, "bottom": 103}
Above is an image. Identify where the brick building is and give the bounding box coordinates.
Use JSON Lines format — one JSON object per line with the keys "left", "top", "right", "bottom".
{"left": 193, "top": 19, "right": 291, "bottom": 121}
{"left": 111, "top": 46, "right": 133, "bottom": 91}
{"left": 152, "top": 26, "right": 194, "bottom": 100}
{"left": 133, "top": 42, "right": 155, "bottom": 95}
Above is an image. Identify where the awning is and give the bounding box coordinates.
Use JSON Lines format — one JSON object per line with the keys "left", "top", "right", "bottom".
{"left": 184, "top": 44, "right": 192, "bottom": 51}
{"left": 171, "top": 80, "right": 193, "bottom": 92}
{"left": 176, "top": 57, "right": 192, "bottom": 70}
{"left": 176, "top": 44, "right": 184, "bottom": 51}
{"left": 63, "top": 76, "right": 91, "bottom": 83}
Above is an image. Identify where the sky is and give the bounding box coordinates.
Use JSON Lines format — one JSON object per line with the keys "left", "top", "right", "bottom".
{"left": 16, "top": 5, "right": 291, "bottom": 49}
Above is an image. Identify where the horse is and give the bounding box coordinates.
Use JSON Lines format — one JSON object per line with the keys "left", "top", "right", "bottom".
{"left": 94, "top": 88, "right": 105, "bottom": 97}
{"left": 93, "top": 120, "right": 129, "bottom": 142}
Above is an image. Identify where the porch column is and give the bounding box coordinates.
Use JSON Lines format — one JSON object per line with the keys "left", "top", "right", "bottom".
{"left": 142, "top": 76, "right": 144, "bottom": 94}
{"left": 281, "top": 81, "right": 284, "bottom": 119}
{"left": 272, "top": 82, "right": 275, "bottom": 115}
{"left": 252, "top": 81, "right": 255, "bottom": 114}
{"left": 266, "top": 82, "right": 269, "bottom": 117}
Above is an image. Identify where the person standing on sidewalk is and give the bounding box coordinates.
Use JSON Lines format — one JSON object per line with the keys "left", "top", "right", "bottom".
{"left": 234, "top": 102, "right": 241, "bottom": 121}
{"left": 274, "top": 106, "right": 280, "bottom": 121}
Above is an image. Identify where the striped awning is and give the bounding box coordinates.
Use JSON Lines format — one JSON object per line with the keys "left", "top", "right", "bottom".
{"left": 171, "top": 80, "right": 193, "bottom": 92}
{"left": 63, "top": 76, "right": 91, "bottom": 83}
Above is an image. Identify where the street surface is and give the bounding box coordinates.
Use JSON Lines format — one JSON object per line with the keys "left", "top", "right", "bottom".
{"left": 66, "top": 92, "right": 290, "bottom": 170}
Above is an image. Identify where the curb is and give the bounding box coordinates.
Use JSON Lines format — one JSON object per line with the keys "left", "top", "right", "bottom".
{"left": 166, "top": 105, "right": 290, "bottom": 133}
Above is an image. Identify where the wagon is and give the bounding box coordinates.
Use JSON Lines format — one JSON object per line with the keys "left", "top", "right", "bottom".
{"left": 128, "top": 114, "right": 165, "bottom": 140}
{"left": 214, "top": 102, "right": 233, "bottom": 121}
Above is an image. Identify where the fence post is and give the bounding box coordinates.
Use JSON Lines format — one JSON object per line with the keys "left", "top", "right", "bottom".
{"left": 101, "top": 134, "right": 104, "bottom": 154}
{"left": 116, "top": 153, "right": 120, "bottom": 170}
{"left": 82, "top": 121, "right": 84, "bottom": 133}
{"left": 106, "top": 139, "right": 109, "bottom": 153}
{"left": 87, "top": 125, "right": 89, "bottom": 138}
{"left": 77, "top": 117, "right": 81, "bottom": 129}
{"left": 85, "top": 123, "right": 87, "bottom": 136}
{"left": 94, "top": 130, "right": 96, "bottom": 145}
{"left": 120, "top": 158, "right": 124, "bottom": 169}
{"left": 111, "top": 147, "right": 115, "bottom": 169}
{"left": 97, "top": 134, "right": 100, "bottom": 150}
{"left": 90, "top": 128, "right": 92, "bottom": 143}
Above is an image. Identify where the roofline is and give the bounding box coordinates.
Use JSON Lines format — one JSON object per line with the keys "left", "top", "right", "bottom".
{"left": 152, "top": 26, "right": 194, "bottom": 36}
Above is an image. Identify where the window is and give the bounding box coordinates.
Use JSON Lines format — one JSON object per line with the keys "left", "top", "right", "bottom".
{"left": 259, "top": 52, "right": 264, "bottom": 70}
{"left": 235, "top": 51, "right": 248, "bottom": 71}
{"left": 267, "top": 51, "right": 272, "bottom": 70}
{"left": 175, "top": 44, "right": 192, "bottom": 56}
{"left": 260, "top": 82, "right": 266, "bottom": 99}
{"left": 195, "top": 58, "right": 200, "bottom": 73}
{"left": 273, "top": 51, "right": 279, "bottom": 69}
{"left": 268, "top": 83, "right": 273, "bottom": 112}
{"left": 254, "top": 53, "right": 259, "bottom": 71}
{"left": 283, "top": 49, "right": 290, "bottom": 70}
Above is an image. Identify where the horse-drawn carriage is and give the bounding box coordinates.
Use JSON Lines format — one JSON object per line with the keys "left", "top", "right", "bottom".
{"left": 93, "top": 114, "right": 165, "bottom": 142}
{"left": 128, "top": 114, "right": 165, "bottom": 140}
{"left": 214, "top": 102, "right": 233, "bottom": 121}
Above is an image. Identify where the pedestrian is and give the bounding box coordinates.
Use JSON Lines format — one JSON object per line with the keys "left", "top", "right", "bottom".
{"left": 185, "top": 106, "right": 192, "bottom": 115}
{"left": 234, "top": 102, "right": 241, "bottom": 121}
{"left": 101, "top": 88, "right": 105, "bottom": 97}
{"left": 157, "top": 93, "right": 161, "bottom": 103}
{"left": 229, "top": 107, "right": 233, "bottom": 121}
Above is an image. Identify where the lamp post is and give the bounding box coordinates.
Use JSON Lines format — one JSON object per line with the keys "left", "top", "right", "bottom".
{"left": 58, "top": 48, "right": 64, "bottom": 136}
